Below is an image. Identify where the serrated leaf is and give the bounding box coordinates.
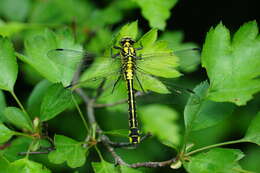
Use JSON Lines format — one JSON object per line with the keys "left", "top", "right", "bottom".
{"left": 134, "top": 0, "right": 178, "bottom": 30}
{"left": 140, "top": 104, "right": 180, "bottom": 148}
{"left": 40, "top": 84, "right": 72, "bottom": 121}
{"left": 184, "top": 81, "right": 235, "bottom": 132}
{"left": 8, "top": 158, "right": 51, "bottom": 173}
{"left": 17, "top": 29, "right": 82, "bottom": 87}
{"left": 0, "top": 36, "right": 18, "bottom": 92}
{"left": 115, "top": 21, "right": 138, "bottom": 42}
{"left": 0, "top": 123, "right": 14, "bottom": 143}
{"left": 27, "top": 80, "right": 52, "bottom": 117}
{"left": 201, "top": 21, "right": 260, "bottom": 105}
{"left": 4, "top": 107, "right": 33, "bottom": 132}
{"left": 48, "top": 135, "right": 87, "bottom": 168}
{"left": 243, "top": 112, "right": 260, "bottom": 145}
{"left": 0, "top": 90, "right": 6, "bottom": 122}
{"left": 184, "top": 148, "right": 247, "bottom": 173}
{"left": 137, "top": 29, "right": 181, "bottom": 79}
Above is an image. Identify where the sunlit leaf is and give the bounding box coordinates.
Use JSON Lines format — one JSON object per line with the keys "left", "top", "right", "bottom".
{"left": 17, "top": 29, "right": 82, "bottom": 87}
{"left": 202, "top": 21, "right": 260, "bottom": 105}
{"left": 134, "top": 0, "right": 178, "bottom": 30}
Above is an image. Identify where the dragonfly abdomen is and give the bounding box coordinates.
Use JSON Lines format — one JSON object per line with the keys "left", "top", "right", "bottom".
{"left": 126, "top": 78, "right": 140, "bottom": 144}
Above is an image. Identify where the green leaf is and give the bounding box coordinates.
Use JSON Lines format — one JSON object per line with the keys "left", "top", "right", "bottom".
{"left": 135, "top": 29, "right": 181, "bottom": 93}
{"left": 27, "top": 80, "right": 52, "bottom": 117}
{"left": 0, "top": 156, "right": 10, "bottom": 173}
{"left": 115, "top": 21, "right": 138, "bottom": 43}
{"left": 92, "top": 160, "right": 142, "bottom": 173}
{"left": 40, "top": 84, "right": 72, "bottom": 121}
{"left": 30, "top": 0, "right": 90, "bottom": 25}
{"left": 8, "top": 158, "right": 51, "bottom": 173}
{"left": 184, "top": 148, "right": 246, "bottom": 173}
{"left": 137, "top": 29, "right": 180, "bottom": 78}
{"left": 243, "top": 112, "right": 260, "bottom": 145}
{"left": 134, "top": 0, "right": 178, "bottom": 30}
{"left": 17, "top": 29, "right": 82, "bottom": 87}
{"left": 140, "top": 104, "right": 180, "bottom": 148}
{"left": 0, "top": 36, "right": 18, "bottom": 92}
{"left": 184, "top": 81, "right": 235, "bottom": 132}
{"left": 4, "top": 107, "right": 33, "bottom": 132}
{"left": 0, "top": 0, "right": 31, "bottom": 21}
{"left": 92, "top": 161, "right": 115, "bottom": 173}
{"left": 48, "top": 135, "right": 87, "bottom": 168}
{"left": 160, "top": 31, "right": 200, "bottom": 73}
{"left": 201, "top": 21, "right": 260, "bottom": 105}
{"left": 0, "top": 90, "right": 6, "bottom": 122}
{"left": 0, "top": 123, "right": 14, "bottom": 143}
{"left": 2, "top": 137, "right": 32, "bottom": 161}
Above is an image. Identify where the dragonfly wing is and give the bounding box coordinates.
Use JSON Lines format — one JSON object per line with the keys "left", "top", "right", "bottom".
{"left": 174, "top": 48, "right": 201, "bottom": 73}
{"left": 137, "top": 51, "right": 180, "bottom": 78}
{"left": 136, "top": 48, "right": 200, "bottom": 78}
{"left": 134, "top": 71, "right": 170, "bottom": 94}
{"left": 134, "top": 70, "right": 201, "bottom": 105}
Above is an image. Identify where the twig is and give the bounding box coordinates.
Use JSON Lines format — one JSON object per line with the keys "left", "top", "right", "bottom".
{"left": 130, "top": 158, "right": 177, "bottom": 168}
{"left": 18, "top": 147, "right": 55, "bottom": 155}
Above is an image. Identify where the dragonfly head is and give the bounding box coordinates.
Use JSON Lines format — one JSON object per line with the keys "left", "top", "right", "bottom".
{"left": 120, "top": 37, "right": 135, "bottom": 46}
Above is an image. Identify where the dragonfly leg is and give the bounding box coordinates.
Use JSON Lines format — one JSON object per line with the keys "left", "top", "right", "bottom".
{"left": 111, "top": 53, "right": 120, "bottom": 59}
{"left": 135, "top": 75, "right": 146, "bottom": 93}
{"left": 135, "top": 47, "right": 143, "bottom": 51}
{"left": 113, "top": 46, "right": 122, "bottom": 50}
{"left": 112, "top": 75, "right": 122, "bottom": 93}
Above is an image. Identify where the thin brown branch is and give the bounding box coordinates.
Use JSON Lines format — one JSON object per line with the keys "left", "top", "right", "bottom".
{"left": 129, "top": 158, "right": 177, "bottom": 168}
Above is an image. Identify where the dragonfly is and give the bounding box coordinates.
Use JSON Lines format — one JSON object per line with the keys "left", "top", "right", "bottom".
{"left": 48, "top": 37, "right": 201, "bottom": 144}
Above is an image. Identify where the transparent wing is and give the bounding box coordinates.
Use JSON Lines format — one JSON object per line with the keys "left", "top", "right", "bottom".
{"left": 136, "top": 48, "right": 200, "bottom": 78}
{"left": 133, "top": 69, "right": 201, "bottom": 105}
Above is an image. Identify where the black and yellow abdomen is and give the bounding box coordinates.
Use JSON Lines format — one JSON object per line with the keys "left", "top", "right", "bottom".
{"left": 120, "top": 37, "right": 141, "bottom": 144}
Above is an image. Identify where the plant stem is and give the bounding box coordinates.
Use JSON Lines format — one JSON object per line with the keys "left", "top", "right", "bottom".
{"left": 71, "top": 93, "right": 89, "bottom": 131}
{"left": 185, "top": 139, "right": 246, "bottom": 156}
{"left": 10, "top": 91, "right": 27, "bottom": 114}
{"left": 14, "top": 131, "right": 34, "bottom": 139}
